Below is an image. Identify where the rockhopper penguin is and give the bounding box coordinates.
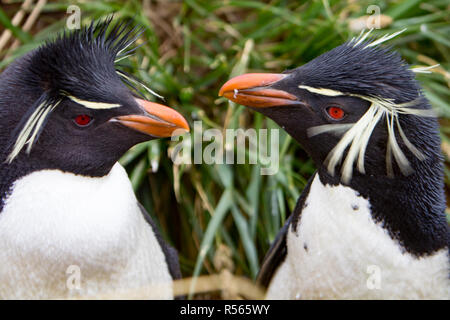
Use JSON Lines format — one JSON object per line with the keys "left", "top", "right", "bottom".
{"left": 0, "top": 18, "right": 189, "bottom": 299}
{"left": 219, "top": 30, "right": 450, "bottom": 299}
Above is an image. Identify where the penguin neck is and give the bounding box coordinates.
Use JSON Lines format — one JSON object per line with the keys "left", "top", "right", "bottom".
{"left": 315, "top": 154, "right": 448, "bottom": 256}
{"left": 0, "top": 160, "right": 29, "bottom": 214}
{"left": 0, "top": 162, "right": 139, "bottom": 237}
{"left": 0, "top": 155, "right": 114, "bottom": 213}
{"left": 0, "top": 156, "right": 50, "bottom": 213}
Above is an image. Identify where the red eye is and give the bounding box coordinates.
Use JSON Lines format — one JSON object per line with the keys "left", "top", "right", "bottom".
{"left": 327, "top": 106, "right": 345, "bottom": 120}
{"left": 74, "top": 115, "right": 92, "bottom": 126}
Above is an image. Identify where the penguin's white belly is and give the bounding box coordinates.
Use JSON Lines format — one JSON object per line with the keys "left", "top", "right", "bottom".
{"left": 0, "top": 163, "right": 173, "bottom": 299}
{"left": 267, "top": 175, "right": 449, "bottom": 299}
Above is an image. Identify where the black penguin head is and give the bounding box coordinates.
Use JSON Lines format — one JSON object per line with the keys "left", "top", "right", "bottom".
{"left": 0, "top": 18, "right": 189, "bottom": 177}
{"left": 219, "top": 30, "right": 440, "bottom": 184}
{"left": 219, "top": 31, "right": 450, "bottom": 256}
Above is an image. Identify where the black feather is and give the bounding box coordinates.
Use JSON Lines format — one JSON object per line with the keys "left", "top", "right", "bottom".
{"left": 289, "top": 39, "right": 420, "bottom": 103}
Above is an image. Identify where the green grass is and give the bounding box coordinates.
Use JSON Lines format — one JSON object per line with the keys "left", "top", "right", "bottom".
{"left": 1, "top": 0, "right": 449, "bottom": 297}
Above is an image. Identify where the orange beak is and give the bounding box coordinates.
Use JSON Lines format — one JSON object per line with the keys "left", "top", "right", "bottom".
{"left": 219, "top": 73, "right": 299, "bottom": 108}
{"left": 115, "top": 98, "right": 189, "bottom": 137}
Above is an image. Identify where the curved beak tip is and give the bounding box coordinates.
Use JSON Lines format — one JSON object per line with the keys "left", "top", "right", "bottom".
{"left": 176, "top": 117, "right": 190, "bottom": 133}
{"left": 116, "top": 99, "right": 190, "bottom": 138}
{"left": 218, "top": 85, "right": 226, "bottom": 97}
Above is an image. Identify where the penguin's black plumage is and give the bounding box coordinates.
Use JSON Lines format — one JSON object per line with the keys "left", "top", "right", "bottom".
{"left": 220, "top": 30, "right": 449, "bottom": 299}
{"left": 0, "top": 18, "right": 188, "bottom": 299}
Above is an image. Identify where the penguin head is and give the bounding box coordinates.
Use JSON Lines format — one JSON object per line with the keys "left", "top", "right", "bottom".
{"left": 219, "top": 30, "right": 440, "bottom": 184}
{"left": 0, "top": 18, "right": 189, "bottom": 177}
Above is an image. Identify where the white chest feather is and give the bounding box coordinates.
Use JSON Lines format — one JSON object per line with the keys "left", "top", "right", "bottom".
{"left": 267, "top": 175, "right": 449, "bottom": 299}
{"left": 0, "top": 163, "right": 172, "bottom": 299}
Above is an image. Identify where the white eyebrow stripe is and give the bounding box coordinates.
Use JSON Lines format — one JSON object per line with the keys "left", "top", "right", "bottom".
{"left": 67, "top": 95, "right": 121, "bottom": 109}
{"left": 364, "top": 28, "right": 407, "bottom": 48}
{"left": 6, "top": 99, "right": 62, "bottom": 163}
{"left": 116, "top": 70, "right": 164, "bottom": 100}
{"left": 307, "top": 123, "right": 354, "bottom": 137}
{"left": 25, "top": 100, "right": 61, "bottom": 153}
{"left": 298, "top": 85, "right": 344, "bottom": 97}
{"left": 7, "top": 102, "right": 46, "bottom": 163}
{"left": 411, "top": 64, "right": 440, "bottom": 74}
{"left": 353, "top": 28, "right": 373, "bottom": 47}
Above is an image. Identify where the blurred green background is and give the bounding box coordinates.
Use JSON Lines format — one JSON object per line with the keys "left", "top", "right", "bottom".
{"left": 1, "top": 0, "right": 449, "bottom": 297}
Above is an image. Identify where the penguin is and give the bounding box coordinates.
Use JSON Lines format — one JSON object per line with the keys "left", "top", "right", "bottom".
{"left": 219, "top": 30, "right": 450, "bottom": 299}
{"left": 0, "top": 18, "right": 189, "bottom": 299}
